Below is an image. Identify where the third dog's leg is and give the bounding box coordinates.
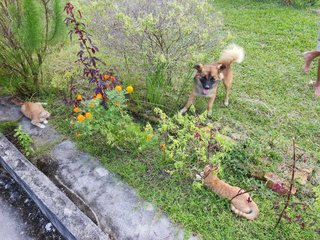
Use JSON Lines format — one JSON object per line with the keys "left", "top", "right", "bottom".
{"left": 207, "top": 88, "right": 218, "bottom": 115}
{"left": 223, "top": 79, "right": 232, "bottom": 107}
{"left": 180, "top": 94, "right": 196, "bottom": 114}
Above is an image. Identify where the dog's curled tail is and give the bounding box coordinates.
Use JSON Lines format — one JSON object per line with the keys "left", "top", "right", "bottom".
{"left": 219, "top": 44, "right": 245, "bottom": 65}
{"left": 231, "top": 201, "right": 259, "bottom": 220}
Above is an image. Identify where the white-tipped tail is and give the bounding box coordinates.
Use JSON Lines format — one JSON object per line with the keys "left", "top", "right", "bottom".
{"left": 219, "top": 44, "right": 245, "bottom": 65}
{"left": 231, "top": 202, "right": 259, "bottom": 220}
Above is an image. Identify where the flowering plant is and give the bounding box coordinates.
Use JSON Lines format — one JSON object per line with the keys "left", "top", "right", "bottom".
{"left": 72, "top": 87, "right": 156, "bottom": 152}
{"left": 64, "top": 2, "right": 121, "bottom": 106}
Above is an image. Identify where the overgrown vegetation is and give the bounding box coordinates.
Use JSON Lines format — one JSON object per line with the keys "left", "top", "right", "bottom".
{"left": 281, "top": 0, "right": 319, "bottom": 7}
{"left": 1, "top": 0, "right": 319, "bottom": 239}
{"left": 84, "top": 0, "right": 222, "bottom": 109}
{"left": 13, "top": 125, "right": 34, "bottom": 156}
{"left": 0, "top": 0, "right": 66, "bottom": 95}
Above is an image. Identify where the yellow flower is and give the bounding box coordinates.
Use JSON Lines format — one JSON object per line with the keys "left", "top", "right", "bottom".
{"left": 90, "top": 102, "right": 95, "bottom": 108}
{"left": 160, "top": 143, "right": 166, "bottom": 151}
{"left": 73, "top": 107, "right": 80, "bottom": 113}
{"left": 126, "top": 85, "right": 134, "bottom": 93}
{"left": 85, "top": 112, "right": 92, "bottom": 119}
{"left": 146, "top": 134, "right": 152, "bottom": 141}
{"left": 115, "top": 85, "right": 122, "bottom": 92}
{"left": 96, "top": 93, "right": 102, "bottom": 99}
{"left": 77, "top": 114, "right": 85, "bottom": 122}
{"left": 75, "top": 132, "right": 81, "bottom": 137}
{"left": 76, "top": 94, "right": 82, "bottom": 101}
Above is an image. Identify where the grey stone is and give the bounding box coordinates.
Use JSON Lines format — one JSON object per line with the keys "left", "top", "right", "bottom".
{"left": 0, "top": 96, "right": 22, "bottom": 121}
{"left": 0, "top": 134, "right": 110, "bottom": 240}
{"left": 20, "top": 117, "right": 64, "bottom": 149}
{"left": 52, "top": 140, "right": 197, "bottom": 240}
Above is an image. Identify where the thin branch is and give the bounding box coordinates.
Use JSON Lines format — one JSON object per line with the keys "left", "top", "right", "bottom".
{"left": 275, "top": 138, "right": 297, "bottom": 228}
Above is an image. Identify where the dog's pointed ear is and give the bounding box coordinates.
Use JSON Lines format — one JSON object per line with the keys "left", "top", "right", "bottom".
{"left": 193, "top": 64, "right": 203, "bottom": 72}
{"left": 217, "top": 64, "right": 226, "bottom": 71}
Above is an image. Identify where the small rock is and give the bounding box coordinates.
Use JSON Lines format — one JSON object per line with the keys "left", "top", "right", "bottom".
{"left": 249, "top": 170, "right": 265, "bottom": 180}
{"left": 45, "top": 222, "right": 53, "bottom": 232}
{"left": 311, "top": 9, "right": 320, "bottom": 15}
{"left": 94, "top": 167, "right": 108, "bottom": 177}
{"left": 265, "top": 172, "right": 296, "bottom": 195}
{"left": 293, "top": 168, "right": 313, "bottom": 185}
{"left": 63, "top": 208, "right": 73, "bottom": 217}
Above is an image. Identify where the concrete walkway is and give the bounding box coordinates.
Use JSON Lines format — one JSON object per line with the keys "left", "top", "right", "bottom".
{"left": 0, "top": 96, "right": 197, "bottom": 240}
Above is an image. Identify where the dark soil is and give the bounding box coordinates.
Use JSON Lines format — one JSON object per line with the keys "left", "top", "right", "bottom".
{"left": 0, "top": 166, "right": 65, "bottom": 240}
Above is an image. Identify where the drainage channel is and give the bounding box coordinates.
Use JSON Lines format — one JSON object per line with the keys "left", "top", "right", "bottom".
{"left": 0, "top": 165, "right": 64, "bottom": 240}
{"left": 0, "top": 135, "right": 110, "bottom": 240}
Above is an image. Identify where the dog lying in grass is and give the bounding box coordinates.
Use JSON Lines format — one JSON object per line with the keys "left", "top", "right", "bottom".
{"left": 202, "top": 164, "right": 259, "bottom": 220}
{"left": 180, "top": 44, "right": 244, "bottom": 115}
{"left": 12, "top": 98, "right": 50, "bottom": 129}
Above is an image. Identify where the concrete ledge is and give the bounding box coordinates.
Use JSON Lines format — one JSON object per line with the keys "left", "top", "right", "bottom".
{"left": 0, "top": 134, "right": 109, "bottom": 240}
{"left": 52, "top": 140, "right": 196, "bottom": 240}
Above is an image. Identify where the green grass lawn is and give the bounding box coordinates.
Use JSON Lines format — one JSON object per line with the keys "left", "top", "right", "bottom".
{"left": 2, "top": 0, "right": 318, "bottom": 239}
{"left": 49, "top": 1, "right": 319, "bottom": 239}
{"left": 211, "top": 0, "right": 320, "bottom": 158}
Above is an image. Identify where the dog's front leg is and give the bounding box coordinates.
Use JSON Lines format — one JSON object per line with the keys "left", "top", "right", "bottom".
{"left": 180, "top": 93, "right": 196, "bottom": 114}
{"left": 207, "top": 88, "right": 218, "bottom": 115}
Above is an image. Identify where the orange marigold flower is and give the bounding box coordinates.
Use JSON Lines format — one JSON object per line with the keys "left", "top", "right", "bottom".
{"left": 126, "top": 85, "right": 134, "bottom": 93}
{"left": 85, "top": 112, "right": 92, "bottom": 119}
{"left": 77, "top": 114, "right": 85, "bottom": 122}
{"left": 160, "top": 143, "right": 166, "bottom": 151}
{"left": 146, "top": 134, "right": 152, "bottom": 141}
{"left": 73, "top": 107, "right": 80, "bottom": 113}
{"left": 114, "top": 101, "right": 119, "bottom": 106}
{"left": 103, "top": 74, "right": 109, "bottom": 80}
{"left": 76, "top": 94, "right": 82, "bottom": 101}
{"left": 96, "top": 93, "right": 102, "bottom": 99}
{"left": 115, "top": 85, "right": 122, "bottom": 92}
{"left": 110, "top": 76, "right": 115, "bottom": 82}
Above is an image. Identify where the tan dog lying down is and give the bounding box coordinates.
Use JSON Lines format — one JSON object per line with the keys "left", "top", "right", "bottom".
{"left": 203, "top": 165, "right": 259, "bottom": 220}
{"left": 12, "top": 99, "right": 50, "bottom": 128}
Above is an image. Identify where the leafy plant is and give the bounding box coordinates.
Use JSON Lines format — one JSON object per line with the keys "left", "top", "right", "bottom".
{"left": 64, "top": 2, "right": 122, "bottom": 106}
{"left": 14, "top": 126, "right": 34, "bottom": 156}
{"left": 87, "top": 0, "right": 222, "bottom": 108}
{"left": 155, "top": 106, "right": 235, "bottom": 179}
{"left": 0, "top": 0, "right": 66, "bottom": 94}
{"left": 72, "top": 87, "right": 157, "bottom": 153}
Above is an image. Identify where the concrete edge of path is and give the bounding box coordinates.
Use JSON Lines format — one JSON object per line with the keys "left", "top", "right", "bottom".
{"left": 0, "top": 134, "right": 110, "bottom": 240}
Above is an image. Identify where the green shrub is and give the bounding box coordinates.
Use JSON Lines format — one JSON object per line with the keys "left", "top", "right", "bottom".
{"left": 86, "top": 0, "right": 222, "bottom": 109}
{"left": 155, "top": 107, "right": 236, "bottom": 179}
{"left": 72, "top": 88, "right": 157, "bottom": 153}
{"left": 0, "top": 0, "right": 67, "bottom": 94}
{"left": 14, "top": 126, "right": 34, "bottom": 156}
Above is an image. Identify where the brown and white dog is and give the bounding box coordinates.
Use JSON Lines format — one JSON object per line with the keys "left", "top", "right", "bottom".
{"left": 202, "top": 164, "right": 259, "bottom": 220}
{"left": 180, "top": 44, "right": 244, "bottom": 115}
